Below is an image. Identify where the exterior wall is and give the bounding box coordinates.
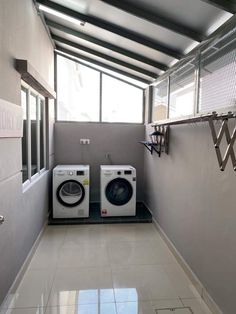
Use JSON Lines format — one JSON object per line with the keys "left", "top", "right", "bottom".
{"left": 54, "top": 122, "right": 145, "bottom": 202}
{"left": 144, "top": 122, "right": 236, "bottom": 314}
{"left": 0, "top": 0, "right": 54, "bottom": 305}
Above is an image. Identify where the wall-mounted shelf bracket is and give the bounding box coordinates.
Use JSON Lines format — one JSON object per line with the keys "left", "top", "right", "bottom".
{"left": 139, "top": 125, "right": 169, "bottom": 157}
{"left": 139, "top": 140, "right": 161, "bottom": 156}
{"left": 208, "top": 116, "right": 236, "bottom": 171}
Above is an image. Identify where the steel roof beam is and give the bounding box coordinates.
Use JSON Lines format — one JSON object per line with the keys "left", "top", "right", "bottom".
{"left": 200, "top": 0, "right": 236, "bottom": 13}
{"left": 46, "top": 19, "right": 168, "bottom": 71}
{"left": 36, "top": 0, "right": 183, "bottom": 59}
{"left": 52, "top": 34, "right": 158, "bottom": 78}
{"left": 55, "top": 46, "right": 152, "bottom": 84}
{"left": 100, "top": 0, "right": 205, "bottom": 42}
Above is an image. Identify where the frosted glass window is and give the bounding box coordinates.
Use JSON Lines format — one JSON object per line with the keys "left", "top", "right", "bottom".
{"left": 169, "top": 61, "right": 195, "bottom": 118}
{"left": 199, "top": 36, "right": 236, "bottom": 112}
{"left": 57, "top": 55, "right": 100, "bottom": 122}
{"left": 102, "top": 74, "right": 143, "bottom": 123}
{"left": 152, "top": 79, "right": 168, "bottom": 121}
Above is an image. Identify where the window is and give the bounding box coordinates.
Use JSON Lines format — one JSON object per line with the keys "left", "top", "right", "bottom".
{"left": 57, "top": 55, "right": 100, "bottom": 122}
{"left": 152, "top": 27, "right": 236, "bottom": 123}
{"left": 152, "top": 78, "right": 169, "bottom": 122}
{"left": 102, "top": 74, "right": 143, "bottom": 123}
{"left": 57, "top": 55, "right": 144, "bottom": 123}
{"left": 21, "top": 83, "right": 46, "bottom": 185}
{"left": 169, "top": 60, "right": 195, "bottom": 118}
{"left": 199, "top": 37, "right": 236, "bottom": 113}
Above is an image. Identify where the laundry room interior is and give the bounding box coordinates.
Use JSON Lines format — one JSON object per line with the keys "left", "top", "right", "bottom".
{"left": 0, "top": 0, "right": 236, "bottom": 314}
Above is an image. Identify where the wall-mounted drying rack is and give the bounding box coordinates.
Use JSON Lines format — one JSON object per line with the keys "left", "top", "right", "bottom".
{"left": 139, "top": 125, "right": 170, "bottom": 157}
{"left": 151, "top": 111, "right": 236, "bottom": 171}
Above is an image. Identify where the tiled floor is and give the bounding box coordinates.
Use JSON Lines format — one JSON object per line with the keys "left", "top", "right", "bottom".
{"left": 0, "top": 223, "right": 212, "bottom": 314}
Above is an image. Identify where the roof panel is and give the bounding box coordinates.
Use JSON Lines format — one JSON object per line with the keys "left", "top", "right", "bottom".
{"left": 119, "top": 0, "right": 232, "bottom": 34}
{"left": 50, "top": 0, "right": 196, "bottom": 53}
{"left": 44, "top": 11, "right": 175, "bottom": 65}
{"left": 51, "top": 27, "right": 164, "bottom": 75}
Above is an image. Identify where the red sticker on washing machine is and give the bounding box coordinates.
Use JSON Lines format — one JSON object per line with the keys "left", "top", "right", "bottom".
{"left": 102, "top": 209, "right": 107, "bottom": 215}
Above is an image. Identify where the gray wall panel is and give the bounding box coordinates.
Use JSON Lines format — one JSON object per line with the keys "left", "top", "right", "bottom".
{"left": 54, "top": 122, "right": 145, "bottom": 202}
{"left": 0, "top": 139, "right": 21, "bottom": 181}
{"left": 0, "top": 173, "right": 49, "bottom": 302}
{"left": 144, "top": 122, "right": 236, "bottom": 314}
{"left": 0, "top": 0, "right": 54, "bottom": 306}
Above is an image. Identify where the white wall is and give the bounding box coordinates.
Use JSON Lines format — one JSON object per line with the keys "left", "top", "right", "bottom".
{"left": 144, "top": 122, "right": 236, "bottom": 314}
{"left": 0, "top": 0, "right": 54, "bottom": 305}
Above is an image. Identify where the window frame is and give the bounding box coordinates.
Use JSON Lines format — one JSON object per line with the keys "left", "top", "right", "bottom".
{"left": 151, "top": 27, "right": 236, "bottom": 124}
{"left": 55, "top": 53, "right": 145, "bottom": 125}
{"left": 21, "top": 80, "right": 47, "bottom": 190}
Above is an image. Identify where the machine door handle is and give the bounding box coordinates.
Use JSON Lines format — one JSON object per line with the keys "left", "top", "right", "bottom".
{"left": 0, "top": 215, "right": 5, "bottom": 224}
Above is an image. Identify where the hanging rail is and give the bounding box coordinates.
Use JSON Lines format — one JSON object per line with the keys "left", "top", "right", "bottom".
{"left": 152, "top": 111, "right": 236, "bottom": 127}
{"left": 152, "top": 111, "right": 236, "bottom": 171}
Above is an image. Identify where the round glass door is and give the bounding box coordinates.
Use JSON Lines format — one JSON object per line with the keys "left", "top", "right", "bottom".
{"left": 105, "top": 178, "right": 133, "bottom": 206}
{"left": 57, "top": 180, "right": 85, "bottom": 207}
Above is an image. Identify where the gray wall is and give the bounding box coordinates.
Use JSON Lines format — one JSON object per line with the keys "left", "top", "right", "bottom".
{"left": 54, "top": 122, "right": 145, "bottom": 202}
{"left": 144, "top": 122, "right": 236, "bottom": 314}
{"left": 0, "top": 0, "right": 54, "bottom": 305}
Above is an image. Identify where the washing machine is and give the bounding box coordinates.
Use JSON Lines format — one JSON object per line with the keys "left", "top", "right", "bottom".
{"left": 100, "top": 165, "right": 136, "bottom": 217}
{"left": 53, "top": 165, "right": 90, "bottom": 218}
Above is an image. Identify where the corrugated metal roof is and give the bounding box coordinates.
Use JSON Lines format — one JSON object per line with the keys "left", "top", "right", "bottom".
{"left": 35, "top": 0, "right": 234, "bottom": 85}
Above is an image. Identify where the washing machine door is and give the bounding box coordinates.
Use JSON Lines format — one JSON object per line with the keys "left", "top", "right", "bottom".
{"left": 105, "top": 178, "right": 133, "bottom": 206}
{"left": 57, "top": 180, "right": 85, "bottom": 207}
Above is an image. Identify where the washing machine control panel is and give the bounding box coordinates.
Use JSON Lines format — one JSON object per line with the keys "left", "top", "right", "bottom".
{"left": 68, "top": 171, "right": 74, "bottom": 176}
{"left": 124, "top": 170, "right": 132, "bottom": 175}
{"left": 77, "top": 171, "right": 85, "bottom": 176}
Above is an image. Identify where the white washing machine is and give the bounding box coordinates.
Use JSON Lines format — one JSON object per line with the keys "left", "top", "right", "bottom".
{"left": 53, "top": 165, "right": 90, "bottom": 218}
{"left": 100, "top": 165, "right": 136, "bottom": 217}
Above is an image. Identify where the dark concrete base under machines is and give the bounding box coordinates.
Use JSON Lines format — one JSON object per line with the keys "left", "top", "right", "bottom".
{"left": 49, "top": 202, "right": 152, "bottom": 225}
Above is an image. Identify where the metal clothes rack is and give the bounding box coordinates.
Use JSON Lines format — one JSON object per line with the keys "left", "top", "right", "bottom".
{"left": 151, "top": 111, "right": 236, "bottom": 171}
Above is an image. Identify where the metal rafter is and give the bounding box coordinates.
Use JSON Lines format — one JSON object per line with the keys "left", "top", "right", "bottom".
{"left": 100, "top": 0, "right": 205, "bottom": 42}
{"left": 55, "top": 46, "right": 152, "bottom": 84}
{"left": 200, "top": 0, "right": 236, "bottom": 13}
{"left": 46, "top": 19, "right": 168, "bottom": 71}
{"left": 52, "top": 34, "right": 158, "bottom": 78}
{"left": 36, "top": 0, "right": 183, "bottom": 59}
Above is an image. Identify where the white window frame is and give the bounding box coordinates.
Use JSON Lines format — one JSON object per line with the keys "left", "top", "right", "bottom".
{"left": 21, "top": 81, "right": 47, "bottom": 190}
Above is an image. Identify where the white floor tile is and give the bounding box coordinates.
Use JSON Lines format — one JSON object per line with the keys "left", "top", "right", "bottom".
{"left": 57, "top": 243, "right": 109, "bottom": 268}
{"left": 45, "top": 303, "right": 117, "bottom": 314}
{"left": 112, "top": 264, "right": 197, "bottom": 302}
{"left": 162, "top": 264, "right": 200, "bottom": 299}
{"left": 108, "top": 240, "right": 177, "bottom": 266}
{"left": 181, "top": 298, "right": 212, "bottom": 314}
{"left": 116, "top": 301, "right": 154, "bottom": 314}
{"left": 47, "top": 267, "right": 115, "bottom": 307}
{"left": 29, "top": 244, "right": 60, "bottom": 270}
{"left": 4, "top": 270, "right": 54, "bottom": 309}
{"left": 64, "top": 225, "right": 108, "bottom": 245}
{"left": 151, "top": 298, "right": 184, "bottom": 310}
{"left": 1, "top": 223, "right": 212, "bottom": 314}
{"left": 104, "top": 224, "right": 161, "bottom": 243}
{"left": 0, "top": 308, "right": 45, "bottom": 314}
